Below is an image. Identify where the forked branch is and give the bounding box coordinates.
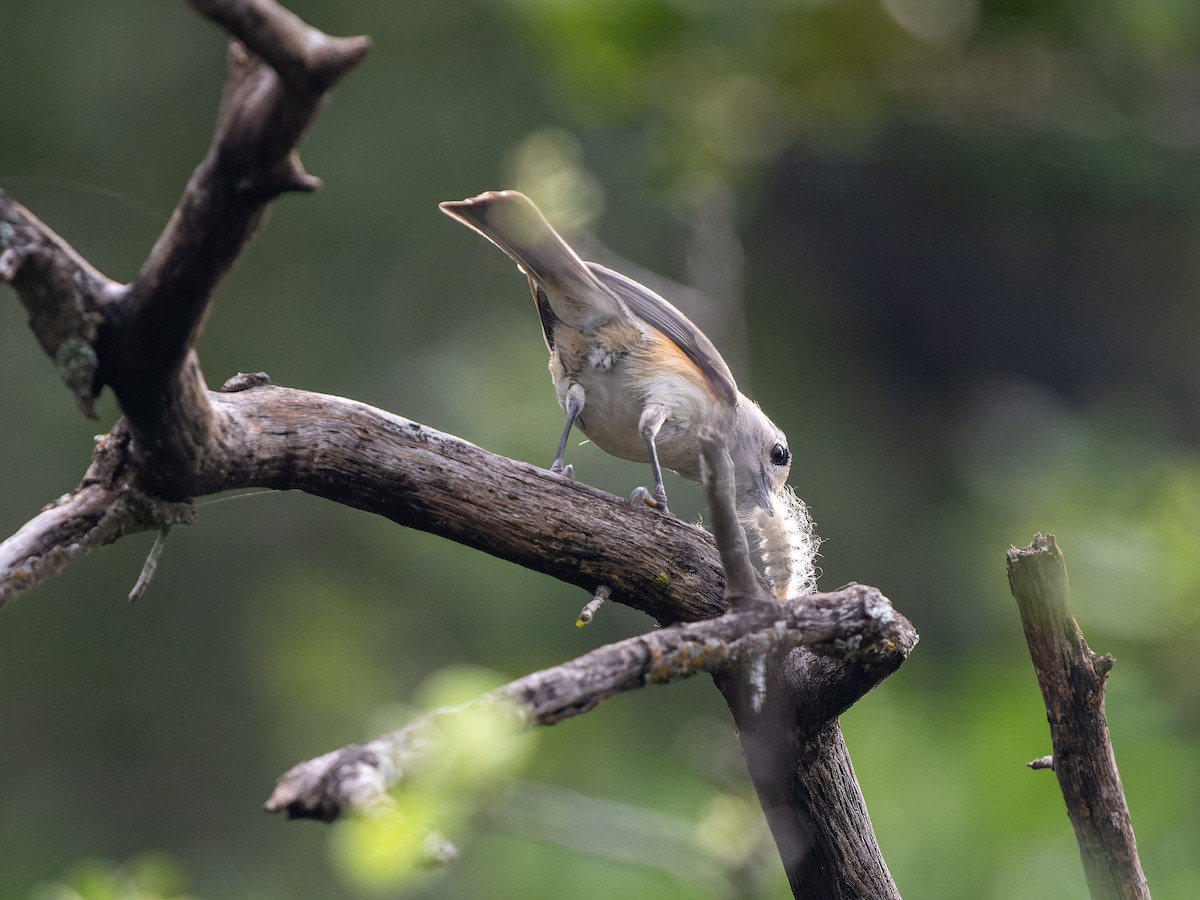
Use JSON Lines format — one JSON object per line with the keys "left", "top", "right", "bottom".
{"left": 1, "top": 5, "right": 918, "bottom": 899}
{"left": 267, "top": 581, "right": 906, "bottom": 822}
{"left": 266, "top": 440, "right": 916, "bottom": 900}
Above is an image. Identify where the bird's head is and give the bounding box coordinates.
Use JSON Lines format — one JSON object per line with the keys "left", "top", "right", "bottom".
{"left": 729, "top": 398, "right": 792, "bottom": 519}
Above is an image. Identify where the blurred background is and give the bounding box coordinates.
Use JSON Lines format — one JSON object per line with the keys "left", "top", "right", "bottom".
{"left": 3, "top": 0, "right": 1200, "bottom": 897}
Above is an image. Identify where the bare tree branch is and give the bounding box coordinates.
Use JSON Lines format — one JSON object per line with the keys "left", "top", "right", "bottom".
{"left": 117, "top": 7, "right": 368, "bottom": 386}
{"left": 0, "top": 428, "right": 194, "bottom": 606}
{"left": 1, "top": 379, "right": 728, "bottom": 619}
{"left": 266, "top": 436, "right": 916, "bottom": 900}
{"left": 267, "top": 581, "right": 907, "bottom": 822}
{"left": 1007, "top": 534, "right": 1150, "bottom": 900}
{"left": 0, "top": 194, "right": 116, "bottom": 417}
{"left": 0, "top": 0, "right": 727, "bottom": 624}
{"left": 701, "top": 434, "right": 908, "bottom": 899}
{"left": 1, "top": 5, "right": 920, "bottom": 898}
{"left": 0, "top": 1, "right": 370, "bottom": 502}
{"left": 718, "top": 665, "right": 904, "bottom": 900}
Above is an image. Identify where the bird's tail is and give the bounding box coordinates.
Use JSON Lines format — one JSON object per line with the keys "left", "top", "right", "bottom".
{"left": 746, "top": 487, "right": 820, "bottom": 600}
{"left": 440, "top": 191, "right": 617, "bottom": 330}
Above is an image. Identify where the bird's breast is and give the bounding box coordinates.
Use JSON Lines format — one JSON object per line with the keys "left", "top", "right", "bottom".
{"left": 548, "top": 327, "right": 729, "bottom": 478}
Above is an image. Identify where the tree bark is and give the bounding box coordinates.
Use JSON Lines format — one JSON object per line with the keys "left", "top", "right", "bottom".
{"left": 704, "top": 435, "right": 909, "bottom": 898}
{"left": 1, "top": 380, "right": 727, "bottom": 620}
{"left": 268, "top": 579, "right": 911, "bottom": 823}
{"left": 716, "top": 647, "right": 907, "bottom": 899}
{"left": 1007, "top": 534, "right": 1150, "bottom": 900}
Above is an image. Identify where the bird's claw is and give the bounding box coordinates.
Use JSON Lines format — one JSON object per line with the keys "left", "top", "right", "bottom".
{"left": 630, "top": 486, "right": 655, "bottom": 508}
{"left": 630, "top": 486, "right": 669, "bottom": 514}
{"left": 551, "top": 461, "right": 575, "bottom": 481}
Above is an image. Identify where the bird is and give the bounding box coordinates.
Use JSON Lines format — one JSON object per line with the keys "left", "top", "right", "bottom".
{"left": 439, "top": 189, "right": 792, "bottom": 522}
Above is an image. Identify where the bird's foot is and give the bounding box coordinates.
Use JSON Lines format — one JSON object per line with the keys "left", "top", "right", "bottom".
{"left": 551, "top": 461, "right": 575, "bottom": 481}
{"left": 630, "top": 486, "right": 669, "bottom": 514}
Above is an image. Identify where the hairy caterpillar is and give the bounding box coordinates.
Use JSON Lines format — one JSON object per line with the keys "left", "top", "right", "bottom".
{"left": 747, "top": 486, "right": 820, "bottom": 600}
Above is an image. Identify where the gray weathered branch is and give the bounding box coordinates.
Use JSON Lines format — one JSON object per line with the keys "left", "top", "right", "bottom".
{"left": 266, "top": 581, "right": 907, "bottom": 822}
{"left": 700, "top": 438, "right": 907, "bottom": 900}
{"left": 1007, "top": 534, "right": 1150, "bottom": 900}
{"left": 262, "top": 439, "right": 916, "bottom": 900}
{"left": 0, "top": 428, "right": 194, "bottom": 602}
{"left": 1, "top": 1, "right": 369, "bottom": 502}
{"left": 0, "top": 196, "right": 116, "bottom": 418}
{"left": 1, "top": 379, "right": 727, "bottom": 619}
{"left": 1, "top": 4, "right": 919, "bottom": 898}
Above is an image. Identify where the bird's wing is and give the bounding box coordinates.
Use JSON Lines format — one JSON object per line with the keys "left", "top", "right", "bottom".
{"left": 586, "top": 262, "right": 739, "bottom": 407}
{"left": 531, "top": 281, "right": 561, "bottom": 352}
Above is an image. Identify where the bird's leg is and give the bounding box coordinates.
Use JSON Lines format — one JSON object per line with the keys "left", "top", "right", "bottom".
{"left": 632, "top": 403, "right": 670, "bottom": 513}
{"left": 552, "top": 382, "right": 585, "bottom": 480}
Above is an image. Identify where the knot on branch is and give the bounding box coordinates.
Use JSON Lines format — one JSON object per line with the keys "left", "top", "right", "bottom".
{"left": 221, "top": 371, "right": 273, "bottom": 392}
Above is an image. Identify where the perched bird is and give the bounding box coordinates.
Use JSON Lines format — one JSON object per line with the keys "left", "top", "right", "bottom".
{"left": 440, "top": 190, "right": 792, "bottom": 515}
{"left": 442, "top": 191, "right": 818, "bottom": 598}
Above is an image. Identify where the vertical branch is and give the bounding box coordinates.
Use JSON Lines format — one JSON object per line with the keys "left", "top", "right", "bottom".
{"left": 1007, "top": 533, "right": 1150, "bottom": 900}
{"left": 92, "top": 2, "right": 370, "bottom": 497}
{"left": 698, "top": 433, "right": 770, "bottom": 607}
{"left": 715, "top": 648, "right": 904, "bottom": 900}
{"left": 700, "top": 439, "right": 907, "bottom": 899}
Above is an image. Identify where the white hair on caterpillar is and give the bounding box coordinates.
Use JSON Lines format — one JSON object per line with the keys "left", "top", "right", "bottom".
{"left": 747, "top": 487, "right": 820, "bottom": 600}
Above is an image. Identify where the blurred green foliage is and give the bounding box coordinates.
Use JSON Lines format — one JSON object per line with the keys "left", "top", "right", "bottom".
{"left": 328, "top": 667, "right": 536, "bottom": 893}
{"left": 3, "top": 0, "right": 1200, "bottom": 897}
{"left": 31, "top": 853, "right": 194, "bottom": 900}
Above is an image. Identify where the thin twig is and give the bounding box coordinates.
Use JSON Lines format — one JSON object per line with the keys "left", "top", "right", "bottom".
{"left": 128, "top": 527, "right": 171, "bottom": 604}
{"left": 576, "top": 584, "right": 610, "bottom": 628}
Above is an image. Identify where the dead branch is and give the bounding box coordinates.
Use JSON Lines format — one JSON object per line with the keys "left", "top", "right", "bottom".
{"left": 267, "top": 580, "right": 907, "bottom": 822}
{"left": 694, "top": 438, "right": 908, "bottom": 899}
{"left": 1, "top": 380, "right": 727, "bottom": 619}
{"left": 260, "top": 433, "right": 916, "bottom": 900}
{"left": 0, "top": 4, "right": 919, "bottom": 898}
{"left": 1, "top": 2, "right": 369, "bottom": 503}
{"left": 0, "top": 427, "right": 195, "bottom": 603}
{"left": 1007, "top": 534, "right": 1150, "bottom": 900}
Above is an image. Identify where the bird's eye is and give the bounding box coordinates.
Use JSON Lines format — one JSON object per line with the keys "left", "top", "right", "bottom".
{"left": 770, "top": 443, "right": 790, "bottom": 467}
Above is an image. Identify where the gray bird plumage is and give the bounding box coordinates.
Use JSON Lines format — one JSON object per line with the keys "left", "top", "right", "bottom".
{"left": 440, "top": 190, "right": 792, "bottom": 521}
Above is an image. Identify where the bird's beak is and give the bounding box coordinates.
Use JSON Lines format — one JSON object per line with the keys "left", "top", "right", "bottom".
{"left": 750, "top": 470, "right": 776, "bottom": 517}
